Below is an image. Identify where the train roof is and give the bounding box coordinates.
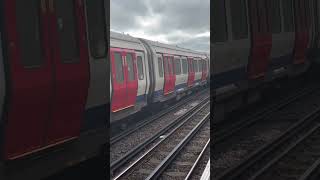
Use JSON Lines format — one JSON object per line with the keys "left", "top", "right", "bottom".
{"left": 110, "top": 31, "right": 145, "bottom": 51}
{"left": 139, "top": 38, "right": 207, "bottom": 58}
{"left": 110, "top": 31, "right": 209, "bottom": 59}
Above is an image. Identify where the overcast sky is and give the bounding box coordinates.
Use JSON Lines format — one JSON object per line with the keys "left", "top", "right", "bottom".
{"left": 110, "top": 0, "right": 210, "bottom": 53}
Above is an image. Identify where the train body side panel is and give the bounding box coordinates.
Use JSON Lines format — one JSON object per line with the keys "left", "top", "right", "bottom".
{"left": 83, "top": 0, "right": 108, "bottom": 130}
{"left": 153, "top": 53, "right": 165, "bottom": 102}
{"left": 136, "top": 51, "right": 148, "bottom": 106}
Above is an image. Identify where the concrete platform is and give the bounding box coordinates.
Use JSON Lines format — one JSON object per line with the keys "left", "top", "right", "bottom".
{"left": 200, "top": 159, "right": 210, "bottom": 180}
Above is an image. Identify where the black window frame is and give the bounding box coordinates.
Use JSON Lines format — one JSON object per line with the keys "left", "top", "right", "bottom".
{"left": 213, "top": 0, "right": 228, "bottom": 42}
{"left": 16, "top": 0, "right": 43, "bottom": 68}
{"left": 271, "top": 0, "right": 282, "bottom": 33}
{"left": 182, "top": 58, "right": 188, "bottom": 74}
{"left": 174, "top": 57, "right": 181, "bottom": 75}
{"left": 230, "top": 0, "right": 249, "bottom": 40}
{"left": 86, "top": 0, "right": 107, "bottom": 59}
{"left": 158, "top": 57, "right": 164, "bottom": 77}
{"left": 114, "top": 52, "right": 124, "bottom": 83}
{"left": 137, "top": 56, "right": 144, "bottom": 80}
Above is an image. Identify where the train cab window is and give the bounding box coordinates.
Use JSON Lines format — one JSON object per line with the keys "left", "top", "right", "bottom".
{"left": 158, "top": 57, "right": 164, "bottom": 77}
{"left": 86, "top": 0, "right": 107, "bottom": 58}
{"left": 271, "top": 0, "right": 281, "bottom": 33}
{"left": 114, "top": 52, "right": 124, "bottom": 83}
{"left": 283, "top": 0, "right": 294, "bottom": 32}
{"left": 55, "top": 0, "right": 80, "bottom": 63}
{"left": 126, "top": 54, "right": 135, "bottom": 81}
{"left": 174, "top": 58, "right": 181, "bottom": 75}
{"left": 16, "top": 0, "right": 43, "bottom": 67}
{"left": 137, "top": 56, "right": 144, "bottom": 80}
{"left": 182, "top": 59, "right": 188, "bottom": 74}
{"left": 213, "top": 0, "right": 228, "bottom": 42}
{"left": 230, "top": 0, "right": 248, "bottom": 40}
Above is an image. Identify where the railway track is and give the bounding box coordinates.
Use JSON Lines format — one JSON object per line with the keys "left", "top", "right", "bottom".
{"left": 216, "top": 106, "right": 320, "bottom": 180}
{"left": 248, "top": 119, "right": 320, "bottom": 180}
{"left": 112, "top": 100, "right": 210, "bottom": 179}
{"left": 212, "top": 84, "right": 320, "bottom": 179}
{"left": 111, "top": 88, "right": 209, "bottom": 143}
{"left": 110, "top": 91, "right": 209, "bottom": 176}
{"left": 184, "top": 139, "right": 210, "bottom": 180}
{"left": 213, "top": 85, "right": 319, "bottom": 144}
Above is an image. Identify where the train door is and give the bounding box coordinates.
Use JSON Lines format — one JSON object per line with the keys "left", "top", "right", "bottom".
{"left": 3, "top": 0, "right": 53, "bottom": 159}
{"left": 169, "top": 56, "right": 176, "bottom": 90}
{"left": 187, "top": 58, "right": 195, "bottom": 87}
{"left": 124, "top": 50, "right": 138, "bottom": 107}
{"left": 181, "top": 57, "right": 188, "bottom": 85}
{"left": 110, "top": 48, "right": 138, "bottom": 111}
{"left": 46, "top": 0, "right": 90, "bottom": 144}
{"left": 194, "top": 59, "right": 200, "bottom": 82}
{"left": 201, "top": 59, "right": 208, "bottom": 81}
{"left": 163, "top": 55, "right": 174, "bottom": 95}
{"left": 293, "top": 0, "right": 309, "bottom": 64}
{"left": 111, "top": 49, "right": 126, "bottom": 112}
{"left": 247, "top": 0, "right": 272, "bottom": 79}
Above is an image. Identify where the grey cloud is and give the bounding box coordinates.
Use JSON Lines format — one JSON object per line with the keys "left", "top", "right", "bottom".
{"left": 111, "top": 0, "right": 210, "bottom": 52}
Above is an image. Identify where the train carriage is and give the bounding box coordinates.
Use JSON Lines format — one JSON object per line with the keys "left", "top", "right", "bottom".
{"left": 138, "top": 38, "right": 208, "bottom": 103}
{"left": 0, "top": 0, "right": 108, "bottom": 179}
{"left": 110, "top": 32, "right": 209, "bottom": 122}
{"left": 212, "top": 0, "right": 316, "bottom": 122}
{"left": 212, "top": 0, "right": 251, "bottom": 97}
{"left": 110, "top": 32, "right": 150, "bottom": 122}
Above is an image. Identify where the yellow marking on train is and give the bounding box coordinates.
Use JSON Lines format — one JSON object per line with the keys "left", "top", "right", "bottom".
{"left": 112, "top": 105, "right": 134, "bottom": 112}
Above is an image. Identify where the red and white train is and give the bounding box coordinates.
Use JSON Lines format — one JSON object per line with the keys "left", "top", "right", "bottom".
{"left": 0, "top": 0, "right": 108, "bottom": 179}
{"left": 110, "top": 32, "right": 210, "bottom": 122}
{"left": 212, "top": 0, "right": 320, "bottom": 121}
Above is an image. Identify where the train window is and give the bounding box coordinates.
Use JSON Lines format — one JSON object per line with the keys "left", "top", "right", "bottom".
{"left": 198, "top": 60, "right": 202, "bottom": 72}
{"left": 202, "top": 60, "right": 206, "bottom": 71}
{"left": 257, "top": 0, "right": 268, "bottom": 33}
{"left": 137, "top": 56, "right": 144, "bottom": 80}
{"left": 55, "top": 0, "right": 80, "bottom": 63}
{"left": 114, "top": 52, "right": 124, "bottom": 83}
{"left": 158, "top": 57, "right": 164, "bottom": 77}
{"left": 182, "top": 59, "right": 188, "bottom": 74}
{"left": 230, "top": 0, "right": 248, "bottom": 40}
{"left": 174, "top": 58, "right": 181, "bottom": 75}
{"left": 163, "top": 57, "right": 168, "bottom": 75}
{"left": 126, "top": 54, "right": 135, "bottom": 81}
{"left": 193, "top": 60, "right": 198, "bottom": 72}
{"left": 271, "top": 0, "right": 281, "bottom": 33}
{"left": 283, "top": 0, "right": 294, "bottom": 32}
{"left": 189, "top": 59, "right": 194, "bottom": 73}
{"left": 169, "top": 57, "right": 174, "bottom": 75}
{"left": 304, "top": 0, "right": 310, "bottom": 28}
{"left": 16, "top": 0, "right": 43, "bottom": 67}
{"left": 213, "top": 0, "right": 228, "bottom": 42}
{"left": 86, "top": 0, "right": 107, "bottom": 58}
